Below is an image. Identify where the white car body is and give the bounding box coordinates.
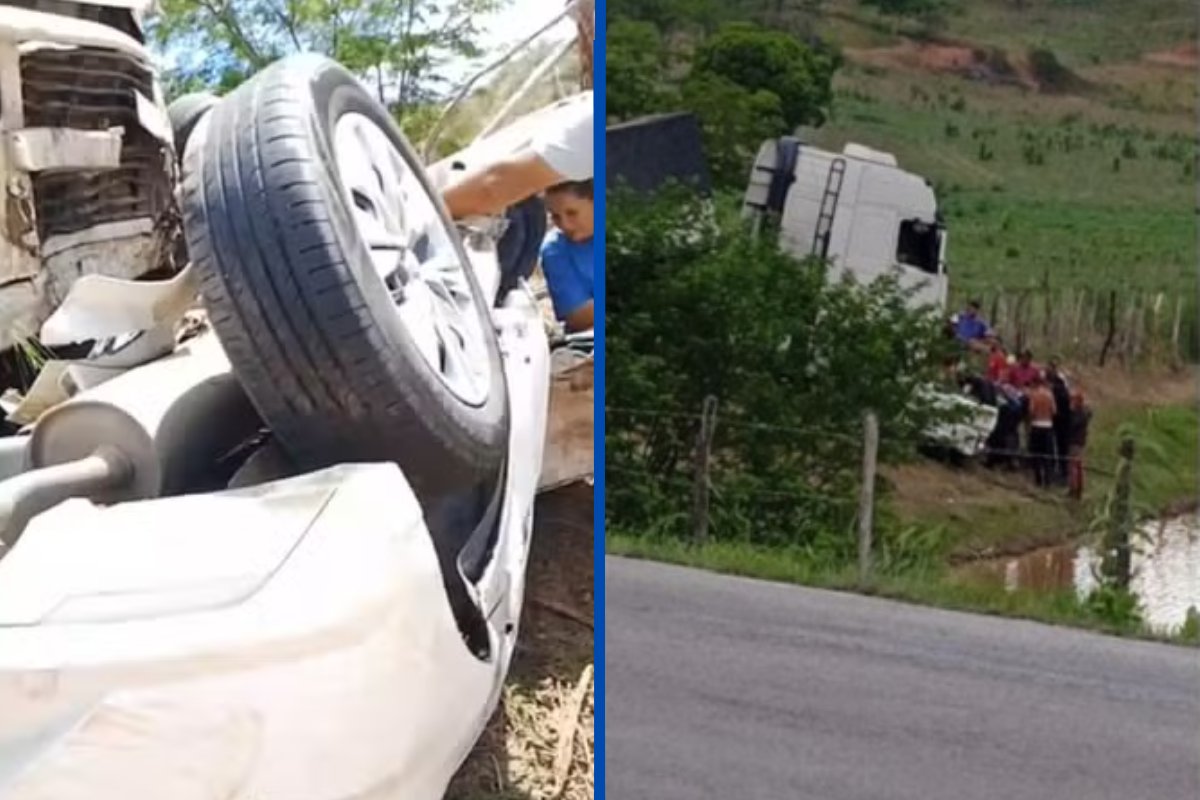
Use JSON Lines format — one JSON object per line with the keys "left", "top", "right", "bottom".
{"left": 0, "top": 294, "right": 549, "bottom": 799}
{"left": 919, "top": 386, "right": 999, "bottom": 459}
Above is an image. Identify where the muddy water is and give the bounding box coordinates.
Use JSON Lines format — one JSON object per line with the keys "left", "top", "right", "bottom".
{"left": 957, "top": 516, "right": 1200, "bottom": 634}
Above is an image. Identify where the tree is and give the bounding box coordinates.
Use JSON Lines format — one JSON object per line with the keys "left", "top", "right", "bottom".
{"left": 607, "top": 17, "right": 675, "bottom": 121}
{"left": 608, "top": 0, "right": 726, "bottom": 33}
{"left": 692, "top": 22, "right": 840, "bottom": 129}
{"left": 151, "top": 0, "right": 504, "bottom": 111}
{"left": 606, "top": 187, "right": 951, "bottom": 547}
{"left": 681, "top": 71, "right": 786, "bottom": 187}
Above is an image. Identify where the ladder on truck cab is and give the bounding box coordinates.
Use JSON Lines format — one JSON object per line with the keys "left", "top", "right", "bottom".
{"left": 812, "top": 157, "right": 846, "bottom": 259}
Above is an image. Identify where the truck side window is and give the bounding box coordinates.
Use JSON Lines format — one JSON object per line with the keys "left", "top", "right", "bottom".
{"left": 897, "top": 219, "right": 940, "bottom": 274}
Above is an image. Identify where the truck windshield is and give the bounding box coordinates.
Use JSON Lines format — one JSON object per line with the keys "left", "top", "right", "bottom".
{"left": 896, "top": 218, "right": 940, "bottom": 275}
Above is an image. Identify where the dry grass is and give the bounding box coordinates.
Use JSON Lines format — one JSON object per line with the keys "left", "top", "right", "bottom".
{"left": 446, "top": 482, "right": 595, "bottom": 800}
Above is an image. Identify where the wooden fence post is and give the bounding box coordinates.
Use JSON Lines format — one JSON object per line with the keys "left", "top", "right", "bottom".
{"left": 1172, "top": 295, "right": 1184, "bottom": 366}
{"left": 691, "top": 395, "right": 719, "bottom": 546}
{"left": 1099, "top": 289, "right": 1118, "bottom": 367}
{"left": 858, "top": 411, "right": 879, "bottom": 585}
{"left": 1101, "top": 436, "right": 1135, "bottom": 589}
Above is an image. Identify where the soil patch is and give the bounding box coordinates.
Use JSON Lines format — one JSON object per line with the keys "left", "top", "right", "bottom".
{"left": 1144, "top": 42, "right": 1198, "bottom": 69}
{"left": 846, "top": 39, "right": 1032, "bottom": 88}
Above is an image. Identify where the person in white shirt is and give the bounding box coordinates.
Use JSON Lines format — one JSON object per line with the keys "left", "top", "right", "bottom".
{"left": 441, "top": 1, "right": 593, "bottom": 220}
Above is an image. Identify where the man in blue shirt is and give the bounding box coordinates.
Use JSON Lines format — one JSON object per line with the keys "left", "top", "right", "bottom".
{"left": 540, "top": 179, "right": 594, "bottom": 331}
{"left": 954, "top": 300, "right": 990, "bottom": 346}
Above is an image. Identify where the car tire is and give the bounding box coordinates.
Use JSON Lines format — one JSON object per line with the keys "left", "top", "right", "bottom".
{"left": 167, "top": 92, "right": 219, "bottom": 162}
{"left": 180, "top": 54, "right": 509, "bottom": 503}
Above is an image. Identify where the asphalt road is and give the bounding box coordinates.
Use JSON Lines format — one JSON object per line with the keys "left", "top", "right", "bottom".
{"left": 606, "top": 556, "right": 1200, "bottom": 800}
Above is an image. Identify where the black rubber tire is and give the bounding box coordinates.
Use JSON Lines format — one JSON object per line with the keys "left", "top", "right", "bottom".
{"left": 168, "top": 92, "right": 219, "bottom": 162}
{"left": 180, "top": 55, "right": 509, "bottom": 502}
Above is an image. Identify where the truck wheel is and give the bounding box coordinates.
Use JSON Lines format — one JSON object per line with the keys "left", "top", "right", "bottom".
{"left": 180, "top": 55, "right": 509, "bottom": 502}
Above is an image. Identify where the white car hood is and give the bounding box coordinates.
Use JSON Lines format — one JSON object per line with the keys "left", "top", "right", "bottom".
{"left": 0, "top": 475, "right": 330, "bottom": 626}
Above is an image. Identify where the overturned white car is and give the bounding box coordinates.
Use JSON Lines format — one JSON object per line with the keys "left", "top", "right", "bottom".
{"left": 0, "top": 1, "right": 592, "bottom": 798}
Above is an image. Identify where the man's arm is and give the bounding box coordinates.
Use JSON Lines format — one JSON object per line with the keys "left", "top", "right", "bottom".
{"left": 442, "top": 150, "right": 566, "bottom": 220}
{"left": 443, "top": 91, "right": 593, "bottom": 220}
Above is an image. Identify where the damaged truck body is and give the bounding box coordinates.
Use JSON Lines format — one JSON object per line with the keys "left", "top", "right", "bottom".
{"left": 743, "top": 136, "right": 995, "bottom": 458}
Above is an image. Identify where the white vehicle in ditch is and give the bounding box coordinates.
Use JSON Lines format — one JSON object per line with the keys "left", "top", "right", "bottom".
{"left": 0, "top": 2, "right": 592, "bottom": 798}
{"left": 743, "top": 137, "right": 993, "bottom": 459}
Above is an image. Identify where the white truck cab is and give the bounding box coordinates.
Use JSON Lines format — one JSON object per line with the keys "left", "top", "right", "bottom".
{"left": 743, "top": 137, "right": 948, "bottom": 310}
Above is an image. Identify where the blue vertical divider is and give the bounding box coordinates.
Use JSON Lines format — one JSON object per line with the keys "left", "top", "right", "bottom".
{"left": 592, "top": 0, "right": 606, "bottom": 796}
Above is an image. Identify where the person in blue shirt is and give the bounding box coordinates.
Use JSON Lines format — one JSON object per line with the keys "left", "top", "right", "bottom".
{"left": 540, "top": 179, "right": 594, "bottom": 332}
{"left": 953, "top": 300, "right": 990, "bottom": 347}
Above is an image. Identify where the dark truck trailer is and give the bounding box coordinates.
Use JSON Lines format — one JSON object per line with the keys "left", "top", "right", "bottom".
{"left": 606, "top": 112, "right": 712, "bottom": 197}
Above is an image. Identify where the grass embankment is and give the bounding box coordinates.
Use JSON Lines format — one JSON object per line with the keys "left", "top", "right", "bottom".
{"left": 891, "top": 369, "right": 1197, "bottom": 560}
{"left": 607, "top": 370, "right": 1197, "bottom": 643}
{"left": 609, "top": 532, "right": 1200, "bottom": 642}
{"left": 606, "top": 522, "right": 1197, "bottom": 647}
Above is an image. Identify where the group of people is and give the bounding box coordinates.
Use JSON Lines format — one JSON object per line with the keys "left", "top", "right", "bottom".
{"left": 948, "top": 301, "right": 1093, "bottom": 499}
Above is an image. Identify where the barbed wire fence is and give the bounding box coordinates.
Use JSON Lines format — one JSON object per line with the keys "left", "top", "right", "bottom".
{"left": 606, "top": 395, "right": 1133, "bottom": 583}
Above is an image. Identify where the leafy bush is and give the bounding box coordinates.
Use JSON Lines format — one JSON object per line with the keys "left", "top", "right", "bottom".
{"left": 1027, "top": 47, "right": 1078, "bottom": 92}
{"left": 1083, "top": 585, "right": 1142, "bottom": 631}
{"left": 681, "top": 71, "right": 787, "bottom": 187}
{"left": 607, "top": 17, "right": 676, "bottom": 121}
{"left": 606, "top": 187, "right": 954, "bottom": 548}
{"left": 692, "top": 22, "right": 841, "bottom": 129}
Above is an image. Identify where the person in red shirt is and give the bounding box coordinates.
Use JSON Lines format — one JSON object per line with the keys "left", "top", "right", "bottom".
{"left": 986, "top": 340, "right": 1009, "bottom": 383}
{"left": 1006, "top": 349, "right": 1040, "bottom": 390}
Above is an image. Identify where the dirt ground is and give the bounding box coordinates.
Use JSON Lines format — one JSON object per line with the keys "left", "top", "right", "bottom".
{"left": 1143, "top": 42, "right": 1198, "bottom": 69}
{"left": 446, "top": 481, "right": 595, "bottom": 800}
{"left": 845, "top": 39, "right": 1038, "bottom": 89}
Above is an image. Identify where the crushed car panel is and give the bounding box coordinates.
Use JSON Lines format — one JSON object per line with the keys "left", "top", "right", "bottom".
{"left": 0, "top": 2, "right": 181, "bottom": 353}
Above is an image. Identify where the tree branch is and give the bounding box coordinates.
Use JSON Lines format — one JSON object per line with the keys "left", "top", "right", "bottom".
{"left": 198, "top": 0, "right": 268, "bottom": 66}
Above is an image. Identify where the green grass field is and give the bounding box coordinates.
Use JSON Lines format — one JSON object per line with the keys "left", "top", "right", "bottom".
{"left": 796, "top": 0, "right": 1197, "bottom": 296}
{"left": 812, "top": 0, "right": 1196, "bottom": 65}
{"left": 810, "top": 73, "right": 1195, "bottom": 293}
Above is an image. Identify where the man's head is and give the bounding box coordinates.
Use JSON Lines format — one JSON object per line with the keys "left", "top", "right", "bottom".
{"left": 545, "top": 179, "right": 594, "bottom": 242}
{"left": 1070, "top": 388, "right": 1085, "bottom": 409}
{"left": 1019, "top": 349, "right": 1033, "bottom": 366}
{"left": 965, "top": 300, "right": 981, "bottom": 318}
